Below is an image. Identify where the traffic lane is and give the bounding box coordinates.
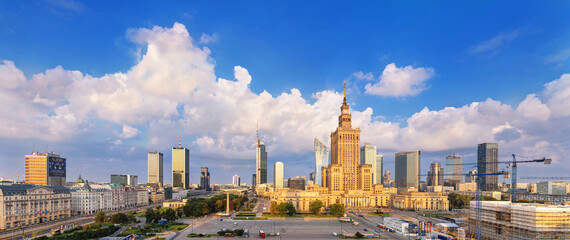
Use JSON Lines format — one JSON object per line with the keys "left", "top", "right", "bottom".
{"left": 349, "top": 213, "right": 407, "bottom": 240}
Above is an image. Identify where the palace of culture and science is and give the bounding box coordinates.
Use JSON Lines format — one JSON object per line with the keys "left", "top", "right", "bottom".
{"left": 256, "top": 83, "right": 449, "bottom": 212}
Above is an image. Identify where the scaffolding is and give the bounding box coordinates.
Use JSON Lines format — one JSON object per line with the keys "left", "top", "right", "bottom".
{"left": 468, "top": 201, "right": 570, "bottom": 239}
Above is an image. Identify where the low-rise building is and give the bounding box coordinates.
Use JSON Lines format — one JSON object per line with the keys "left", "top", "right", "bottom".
{"left": 383, "top": 217, "right": 409, "bottom": 234}
{"left": 136, "top": 188, "right": 149, "bottom": 206}
{"left": 392, "top": 191, "right": 449, "bottom": 211}
{"left": 0, "top": 183, "right": 71, "bottom": 230}
{"left": 517, "top": 193, "right": 570, "bottom": 205}
{"left": 150, "top": 192, "right": 165, "bottom": 203}
{"left": 457, "top": 182, "right": 477, "bottom": 192}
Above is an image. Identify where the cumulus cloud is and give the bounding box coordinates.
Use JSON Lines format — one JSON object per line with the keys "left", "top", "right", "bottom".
{"left": 543, "top": 74, "right": 570, "bottom": 117}
{"left": 119, "top": 125, "right": 141, "bottom": 139}
{"left": 364, "top": 63, "right": 434, "bottom": 97}
{"left": 199, "top": 33, "right": 218, "bottom": 44}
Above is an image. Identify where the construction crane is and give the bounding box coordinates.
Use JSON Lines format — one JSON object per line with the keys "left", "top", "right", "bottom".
{"left": 520, "top": 176, "right": 570, "bottom": 180}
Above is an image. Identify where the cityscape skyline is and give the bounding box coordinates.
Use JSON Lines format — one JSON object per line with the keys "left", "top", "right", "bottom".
{"left": 1, "top": 2, "right": 569, "bottom": 185}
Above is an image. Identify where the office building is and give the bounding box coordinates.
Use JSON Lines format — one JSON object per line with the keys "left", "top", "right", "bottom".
{"left": 0, "top": 183, "right": 71, "bottom": 230}
{"left": 232, "top": 174, "right": 240, "bottom": 187}
{"left": 383, "top": 170, "right": 391, "bottom": 186}
{"left": 287, "top": 177, "right": 306, "bottom": 190}
{"left": 24, "top": 151, "right": 66, "bottom": 186}
{"left": 314, "top": 138, "right": 329, "bottom": 187}
{"left": 376, "top": 154, "right": 383, "bottom": 185}
{"left": 468, "top": 201, "right": 570, "bottom": 239}
{"left": 324, "top": 82, "right": 362, "bottom": 191}
{"left": 427, "top": 163, "right": 444, "bottom": 186}
{"left": 537, "top": 181, "right": 567, "bottom": 195}
{"left": 256, "top": 130, "right": 268, "bottom": 186}
{"left": 465, "top": 170, "right": 477, "bottom": 183}
{"left": 110, "top": 174, "right": 138, "bottom": 186}
{"left": 274, "top": 162, "right": 284, "bottom": 190}
{"left": 148, "top": 152, "right": 164, "bottom": 185}
{"left": 200, "top": 167, "right": 210, "bottom": 191}
{"left": 360, "top": 143, "right": 378, "bottom": 184}
{"left": 477, "top": 143, "right": 498, "bottom": 191}
{"left": 172, "top": 139, "right": 190, "bottom": 189}
{"left": 444, "top": 154, "right": 462, "bottom": 183}
{"left": 395, "top": 150, "right": 421, "bottom": 189}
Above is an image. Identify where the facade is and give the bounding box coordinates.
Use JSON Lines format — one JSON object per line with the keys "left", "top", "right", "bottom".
{"left": 150, "top": 192, "right": 165, "bottom": 203}
{"left": 273, "top": 162, "right": 284, "bottom": 190}
{"left": 395, "top": 151, "right": 421, "bottom": 189}
{"left": 324, "top": 82, "right": 362, "bottom": 192}
{"left": 70, "top": 176, "right": 113, "bottom": 215}
{"left": 136, "top": 188, "right": 149, "bottom": 206}
{"left": 200, "top": 167, "right": 210, "bottom": 191}
{"left": 172, "top": 140, "right": 190, "bottom": 189}
{"left": 314, "top": 138, "right": 329, "bottom": 187}
{"left": 232, "top": 174, "right": 241, "bottom": 187}
{"left": 147, "top": 152, "right": 164, "bottom": 185}
{"left": 24, "top": 152, "right": 66, "bottom": 186}
{"left": 383, "top": 217, "right": 409, "bottom": 234}
{"left": 457, "top": 182, "right": 477, "bottom": 191}
{"left": 516, "top": 193, "right": 570, "bottom": 205}
{"left": 427, "top": 163, "right": 444, "bottom": 186}
{"left": 110, "top": 174, "right": 137, "bottom": 186}
{"left": 478, "top": 143, "right": 499, "bottom": 191}
{"left": 376, "top": 154, "right": 383, "bottom": 185}
{"left": 392, "top": 191, "right": 449, "bottom": 211}
{"left": 0, "top": 183, "right": 71, "bottom": 230}
{"left": 288, "top": 177, "right": 306, "bottom": 191}
{"left": 383, "top": 170, "right": 392, "bottom": 187}
{"left": 256, "top": 132, "right": 268, "bottom": 186}
{"left": 537, "top": 181, "right": 567, "bottom": 195}
{"left": 445, "top": 154, "right": 462, "bottom": 183}
{"left": 360, "top": 143, "right": 378, "bottom": 184}
{"left": 465, "top": 170, "right": 477, "bottom": 183}
{"left": 468, "top": 201, "right": 570, "bottom": 239}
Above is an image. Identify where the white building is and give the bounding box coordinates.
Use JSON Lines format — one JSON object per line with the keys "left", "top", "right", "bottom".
{"left": 233, "top": 174, "right": 241, "bottom": 187}
{"left": 109, "top": 183, "right": 126, "bottom": 210}
{"left": 537, "top": 181, "right": 567, "bottom": 195}
{"left": 70, "top": 176, "right": 116, "bottom": 215}
{"left": 274, "top": 162, "right": 284, "bottom": 190}
{"left": 383, "top": 217, "right": 409, "bottom": 234}
{"left": 125, "top": 187, "right": 137, "bottom": 209}
{"left": 314, "top": 138, "right": 329, "bottom": 187}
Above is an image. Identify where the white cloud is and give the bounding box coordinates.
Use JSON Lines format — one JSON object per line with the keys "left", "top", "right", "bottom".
{"left": 199, "top": 33, "right": 218, "bottom": 44}
{"left": 543, "top": 74, "right": 570, "bottom": 117}
{"left": 516, "top": 94, "right": 550, "bottom": 121}
{"left": 469, "top": 30, "right": 521, "bottom": 55}
{"left": 364, "top": 63, "right": 434, "bottom": 97}
{"left": 352, "top": 71, "right": 374, "bottom": 81}
{"left": 0, "top": 60, "right": 26, "bottom": 89}
{"left": 119, "top": 125, "right": 141, "bottom": 139}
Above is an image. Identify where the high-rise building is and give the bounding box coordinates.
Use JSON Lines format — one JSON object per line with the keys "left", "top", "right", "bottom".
{"left": 252, "top": 174, "right": 256, "bottom": 187}
{"left": 256, "top": 130, "right": 268, "bottom": 186}
{"left": 427, "top": 163, "right": 444, "bottom": 186}
{"left": 376, "top": 154, "right": 383, "bottom": 185}
{"left": 25, "top": 152, "right": 66, "bottom": 186}
{"left": 148, "top": 152, "right": 164, "bottom": 185}
{"left": 232, "top": 174, "right": 240, "bottom": 187}
{"left": 200, "top": 167, "right": 210, "bottom": 191}
{"left": 287, "top": 177, "right": 306, "bottom": 190}
{"left": 274, "top": 162, "right": 284, "bottom": 190}
{"left": 326, "top": 82, "right": 361, "bottom": 191}
{"left": 314, "top": 138, "right": 329, "bottom": 187}
{"left": 395, "top": 150, "right": 421, "bottom": 189}
{"left": 445, "top": 154, "right": 462, "bottom": 183}
{"left": 110, "top": 174, "right": 137, "bottom": 186}
{"left": 537, "top": 181, "right": 567, "bottom": 195}
{"left": 172, "top": 139, "right": 190, "bottom": 189}
{"left": 477, "top": 143, "right": 498, "bottom": 191}
{"left": 383, "top": 170, "right": 391, "bottom": 186}
{"left": 360, "top": 143, "right": 377, "bottom": 185}
{"left": 465, "top": 170, "right": 477, "bottom": 183}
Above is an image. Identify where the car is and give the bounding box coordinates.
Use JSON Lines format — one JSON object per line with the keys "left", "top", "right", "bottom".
{"left": 333, "top": 232, "right": 338, "bottom": 236}
{"left": 364, "top": 228, "right": 368, "bottom": 231}
{"left": 224, "top": 232, "right": 234, "bottom": 237}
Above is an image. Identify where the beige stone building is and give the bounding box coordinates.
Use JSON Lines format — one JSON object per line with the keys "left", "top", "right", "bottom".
{"left": 0, "top": 183, "right": 71, "bottom": 230}
{"left": 392, "top": 191, "right": 449, "bottom": 211}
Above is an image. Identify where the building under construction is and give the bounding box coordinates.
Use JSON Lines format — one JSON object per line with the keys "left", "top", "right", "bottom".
{"left": 468, "top": 201, "right": 570, "bottom": 239}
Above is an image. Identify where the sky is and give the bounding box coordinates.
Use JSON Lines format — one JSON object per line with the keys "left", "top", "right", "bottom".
{"left": 0, "top": 1, "right": 569, "bottom": 186}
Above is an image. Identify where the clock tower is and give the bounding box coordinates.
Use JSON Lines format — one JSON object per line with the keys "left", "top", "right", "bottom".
{"left": 339, "top": 81, "right": 352, "bottom": 129}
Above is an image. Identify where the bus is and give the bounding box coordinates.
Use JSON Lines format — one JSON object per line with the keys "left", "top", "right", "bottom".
{"left": 259, "top": 230, "right": 266, "bottom": 238}
{"left": 243, "top": 229, "right": 249, "bottom": 238}
{"left": 339, "top": 217, "right": 352, "bottom": 222}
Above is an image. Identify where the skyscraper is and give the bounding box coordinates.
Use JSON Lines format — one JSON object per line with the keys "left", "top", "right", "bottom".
{"left": 274, "top": 161, "right": 284, "bottom": 190}
{"left": 314, "top": 138, "right": 329, "bottom": 187}
{"left": 445, "top": 154, "right": 462, "bottom": 183}
{"left": 200, "top": 167, "right": 210, "bottom": 191}
{"left": 110, "top": 174, "right": 137, "bottom": 186}
{"left": 326, "top": 82, "right": 362, "bottom": 191}
{"left": 395, "top": 150, "right": 421, "bottom": 189}
{"left": 148, "top": 152, "right": 164, "bottom": 185}
{"left": 256, "top": 130, "right": 268, "bottom": 186}
{"left": 376, "top": 154, "right": 383, "bottom": 185}
{"left": 25, "top": 151, "right": 66, "bottom": 186}
{"left": 233, "top": 174, "right": 240, "bottom": 187}
{"left": 427, "top": 163, "right": 444, "bottom": 186}
{"left": 360, "top": 143, "right": 377, "bottom": 184}
{"left": 477, "top": 143, "right": 498, "bottom": 191}
{"left": 172, "top": 139, "right": 190, "bottom": 189}
{"left": 383, "top": 170, "right": 391, "bottom": 186}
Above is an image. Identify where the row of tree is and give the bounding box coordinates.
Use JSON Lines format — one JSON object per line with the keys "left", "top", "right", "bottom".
{"left": 268, "top": 200, "right": 345, "bottom": 216}
{"left": 447, "top": 193, "right": 497, "bottom": 209}
{"left": 181, "top": 194, "right": 248, "bottom": 217}
{"left": 94, "top": 211, "right": 136, "bottom": 224}
{"left": 145, "top": 207, "right": 179, "bottom": 223}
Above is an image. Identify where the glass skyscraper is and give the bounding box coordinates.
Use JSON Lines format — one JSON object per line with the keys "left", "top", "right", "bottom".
{"left": 444, "top": 154, "right": 463, "bottom": 183}
{"left": 395, "top": 150, "right": 421, "bottom": 189}
{"left": 314, "top": 138, "right": 329, "bottom": 186}
{"left": 256, "top": 135, "right": 268, "bottom": 186}
{"left": 478, "top": 143, "right": 498, "bottom": 191}
{"left": 360, "top": 143, "right": 378, "bottom": 184}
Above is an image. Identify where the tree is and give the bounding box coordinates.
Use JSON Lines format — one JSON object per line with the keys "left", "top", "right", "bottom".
{"left": 95, "top": 211, "right": 106, "bottom": 223}
{"left": 127, "top": 213, "right": 136, "bottom": 223}
{"left": 329, "top": 203, "right": 345, "bottom": 216}
{"left": 269, "top": 201, "right": 278, "bottom": 215}
{"left": 276, "top": 203, "right": 287, "bottom": 215}
{"left": 233, "top": 198, "right": 241, "bottom": 210}
{"left": 163, "top": 208, "right": 178, "bottom": 222}
{"left": 309, "top": 200, "right": 324, "bottom": 215}
{"left": 199, "top": 201, "right": 210, "bottom": 215}
{"left": 355, "top": 232, "right": 364, "bottom": 238}
{"left": 145, "top": 208, "right": 157, "bottom": 224}
{"left": 215, "top": 199, "right": 225, "bottom": 212}
{"left": 110, "top": 213, "right": 128, "bottom": 224}
{"left": 285, "top": 202, "right": 296, "bottom": 216}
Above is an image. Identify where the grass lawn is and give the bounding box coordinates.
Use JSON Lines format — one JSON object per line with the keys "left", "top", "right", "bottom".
{"left": 167, "top": 223, "right": 188, "bottom": 231}
{"left": 187, "top": 233, "right": 217, "bottom": 238}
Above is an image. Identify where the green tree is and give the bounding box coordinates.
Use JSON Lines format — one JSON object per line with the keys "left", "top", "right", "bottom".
{"left": 233, "top": 198, "right": 241, "bottom": 210}
{"left": 127, "top": 213, "right": 136, "bottom": 223}
{"left": 269, "top": 201, "right": 278, "bottom": 215}
{"left": 162, "top": 208, "right": 178, "bottom": 222}
{"left": 199, "top": 201, "right": 210, "bottom": 215}
{"left": 309, "top": 200, "right": 324, "bottom": 215}
{"left": 215, "top": 199, "right": 225, "bottom": 212}
{"left": 94, "top": 211, "right": 106, "bottom": 223}
{"left": 355, "top": 231, "right": 364, "bottom": 238}
{"left": 329, "top": 203, "right": 345, "bottom": 216}
{"left": 285, "top": 202, "right": 296, "bottom": 216}
{"left": 110, "top": 212, "right": 128, "bottom": 224}
{"left": 145, "top": 208, "right": 157, "bottom": 224}
{"left": 276, "top": 202, "right": 287, "bottom": 215}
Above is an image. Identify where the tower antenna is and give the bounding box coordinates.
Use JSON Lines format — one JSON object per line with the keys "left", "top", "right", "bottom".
{"left": 178, "top": 138, "right": 181, "bottom": 148}
{"left": 343, "top": 80, "right": 347, "bottom": 104}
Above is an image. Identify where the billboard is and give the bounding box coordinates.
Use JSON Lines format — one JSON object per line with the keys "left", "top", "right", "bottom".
{"left": 48, "top": 156, "right": 66, "bottom": 177}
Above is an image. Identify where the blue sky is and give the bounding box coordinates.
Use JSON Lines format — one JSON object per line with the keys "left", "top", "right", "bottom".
{"left": 0, "top": 1, "right": 569, "bottom": 185}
